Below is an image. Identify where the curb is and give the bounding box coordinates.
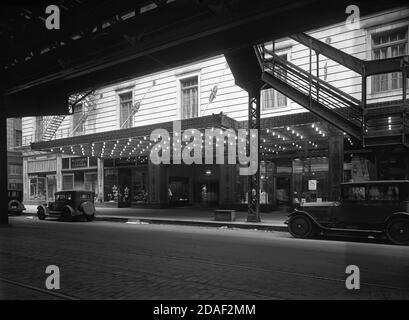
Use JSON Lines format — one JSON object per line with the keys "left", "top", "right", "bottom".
{"left": 94, "top": 216, "right": 288, "bottom": 232}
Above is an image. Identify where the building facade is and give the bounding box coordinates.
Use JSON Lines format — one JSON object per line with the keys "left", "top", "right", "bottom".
{"left": 21, "top": 7, "right": 409, "bottom": 209}
{"left": 7, "top": 118, "right": 23, "bottom": 191}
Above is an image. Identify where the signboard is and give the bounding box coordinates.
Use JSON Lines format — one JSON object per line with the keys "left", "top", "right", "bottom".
{"left": 71, "top": 157, "right": 88, "bottom": 169}
{"left": 308, "top": 179, "right": 317, "bottom": 191}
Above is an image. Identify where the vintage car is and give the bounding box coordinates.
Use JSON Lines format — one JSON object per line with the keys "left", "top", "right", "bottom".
{"left": 8, "top": 189, "right": 26, "bottom": 215}
{"left": 287, "top": 180, "right": 409, "bottom": 245}
{"left": 37, "top": 190, "right": 96, "bottom": 222}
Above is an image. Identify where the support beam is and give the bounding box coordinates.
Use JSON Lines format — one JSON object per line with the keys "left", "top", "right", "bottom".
{"left": 0, "top": 91, "right": 9, "bottom": 225}
{"left": 328, "top": 129, "right": 344, "bottom": 201}
{"left": 247, "top": 89, "right": 261, "bottom": 223}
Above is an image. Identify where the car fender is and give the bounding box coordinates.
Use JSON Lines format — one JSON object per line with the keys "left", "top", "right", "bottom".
{"left": 288, "top": 209, "right": 323, "bottom": 229}
{"left": 384, "top": 212, "right": 409, "bottom": 226}
{"left": 37, "top": 204, "right": 49, "bottom": 214}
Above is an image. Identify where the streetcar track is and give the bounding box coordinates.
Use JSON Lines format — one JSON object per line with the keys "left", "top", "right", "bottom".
{"left": 2, "top": 219, "right": 409, "bottom": 298}
{"left": 4, "top": 232, "right": 409, "bottom": 293}
{"left": 1, "top": 245, "right": 409, "bottom": 299}
{"left": 0, "top": 251, "right": 280, "bottom": 300}
{"left": 0, "top": 277, "right": 80, "bottom": 300}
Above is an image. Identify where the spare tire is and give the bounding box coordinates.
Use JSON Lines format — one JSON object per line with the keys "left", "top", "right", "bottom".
{"left": 8, "top": 200, "right": 20, "bottom": 210}
{"left": 80, "top": 201, "right": 95, "bottom": 216}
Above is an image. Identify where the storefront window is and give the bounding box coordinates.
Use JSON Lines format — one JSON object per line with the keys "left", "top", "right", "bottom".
{"left": 29, "top": 176, "right": 47, "bottom": 201}
{"left": 293, "top": 157, "right": 329, "bottom": 203}
{"left": 104, "top": 165, "right": 148, "bottom": 203}
{"left": 132, "top": 170, "right": 148, "bottom": 203}
{"left": 104, "top": 168, "right": 118, "bottom": 202}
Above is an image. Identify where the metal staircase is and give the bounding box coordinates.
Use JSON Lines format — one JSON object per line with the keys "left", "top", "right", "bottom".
{"left": 39, "top": 89, "right": 96, "bottom": 141}
{"left": 256, "top": 33, "right": 409, "bottom": 147}
{"left": 257, "top": 46, "right": 363, "bottom": 140}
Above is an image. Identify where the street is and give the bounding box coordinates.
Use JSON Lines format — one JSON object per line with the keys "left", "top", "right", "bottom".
{"left": 1, "top": 216, "right": 409, "bottom": 300}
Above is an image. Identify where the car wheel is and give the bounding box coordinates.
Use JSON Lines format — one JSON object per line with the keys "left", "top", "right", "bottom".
{"left": 386, "top": 217, "right": 409, "bottom": 245}
{"left": 288, "top": 214, "right": 315, "bottom": 239}
{"left": 37, "top": 207, "right": 46, "bottom": 220}
{"left": 85, "top": 214, "right": 95, "bottom": 222}
{"left": 62, "top": 208, "right": 73, "bottom": 222}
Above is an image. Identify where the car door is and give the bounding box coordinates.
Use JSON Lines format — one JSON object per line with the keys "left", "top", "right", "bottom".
{"left": 53, "top": 194, "right": 66, "bottom": 212}
{"left": 365, "top": 183, "right": 401, "bottom": 224}
{"left": 334, "top": 184, "right": 370, "bottom": 227}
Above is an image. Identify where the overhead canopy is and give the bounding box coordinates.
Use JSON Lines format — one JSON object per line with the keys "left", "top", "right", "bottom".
{"left": 30, "top": 113, "right": 357, "bottom": 160}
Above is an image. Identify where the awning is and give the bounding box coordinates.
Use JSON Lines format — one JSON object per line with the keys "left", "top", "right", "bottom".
{"left": 30, "top": 112, "right": 355, "bottom": 160}
{"left": 31, "top": 114, "right": 238, "bottom": 159}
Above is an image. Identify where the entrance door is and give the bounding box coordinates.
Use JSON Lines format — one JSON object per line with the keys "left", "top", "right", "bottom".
{"left": 47, "top": 175, "right": 56, "bottom": 202}
{"left": 276, "top": 176, "right": 291, "bottom": 206}
{"left": 168, "top": 177, "right": 190, "bottom": 207}
{"left": 195, "top": 182, "right": 219, "bottom": 206}
{"left": 118, "top": 168, "right": 132, "bottom": 204}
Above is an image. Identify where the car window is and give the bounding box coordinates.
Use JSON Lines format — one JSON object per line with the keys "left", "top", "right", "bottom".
{"left": 81, "top": 194, "right": 91, "bottom": 199}
{"left": 344, "top": 186, "right": 366, "bottom": 201}
{"left": 56, "top": 194, "right": 71, "bottom": 201}
{"left": 56, "top": 194, "right": 65, "bottom": 201}
{"left": 368, "top": 185, "right": 399, "bottom": 201}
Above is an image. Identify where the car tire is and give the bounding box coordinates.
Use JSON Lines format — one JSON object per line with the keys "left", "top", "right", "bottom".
{"left": 62, "top": 208, "right": 73, "bottom": 222}
{"left": 288, "top": 214, "right": 315, "bottom": 239}
{"left": 37, "top": 207, "right": 46, "bottom": 220}
{"left": 85, "top": 214, "right": 95, "bottom": 222}
{"left": 386, "top": 217, "right": 409, "bottom": 245}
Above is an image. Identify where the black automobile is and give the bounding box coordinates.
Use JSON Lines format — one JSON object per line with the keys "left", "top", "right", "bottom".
{"left": 287, "top": 180, "right": 409, "bottom": 245}
{"left": 37, "top": 190, "right": 96, "bottom": 222}
{"left": 8, "top": 189, "right": 26, "bottom": 215}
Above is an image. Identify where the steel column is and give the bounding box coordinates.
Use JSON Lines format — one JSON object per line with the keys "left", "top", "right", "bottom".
{"left": 247, "top": 89, "right": 261, "bottom": 222}
{"left": 0, "top": 90, "right": 9, "bottom": 225}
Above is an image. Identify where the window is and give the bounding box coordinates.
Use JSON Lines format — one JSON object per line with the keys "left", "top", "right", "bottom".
{"left": 62, "top": 158, "right": 70, "bottom": 169}
{"left": 62, "top": 175, "right": 74, "bottom": 190}
{"left": 119, "top": 92, "right": 133, "bottom": 129}
{"left": 372, "top": 27, "right": 408, "bottom": 93}
{"left": 56, "top": 194, "right": 69, "bottom": 201}
{"left": 8, "top": 164, "right": 23, "bottom": 175}
{"left": 72, "top": 103, "right": 84, "bottom": 135}
{"left": 343, "top": 186, "right": 366, "bottom": 201}
{"left": 180, "top": 77, "right": 198, "bottom": 119}
{"left": 367, "top": 185, "right": 399, "bottom": 201}
{"left": 15, "top": 130, "right": 22, "bottom": 147}
{"left": 262, "top": 54, "right": 288, "bottom": 110}
{"left": 29, "top": 177, "right": 46, "bottom": 200}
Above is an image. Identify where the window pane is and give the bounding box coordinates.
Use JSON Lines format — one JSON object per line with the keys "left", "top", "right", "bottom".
{"left": 371, "top": 28, "right": 408, "bottom": 92}
{"left": 181, "top": 77, "right": 198, "bottom": 119}
{"left": 368, "top": 185, "right": 399, "bottom": 201}
{"left": 344, "top": 186, "right": 366, "bottom": 201}
{"left": 119, "top": 92, "right": 133, "bottom": 128}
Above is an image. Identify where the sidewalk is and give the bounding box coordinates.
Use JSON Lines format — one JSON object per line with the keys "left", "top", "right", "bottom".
{"left": 23, "top": 205, "right": 289, "bottom": 232}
